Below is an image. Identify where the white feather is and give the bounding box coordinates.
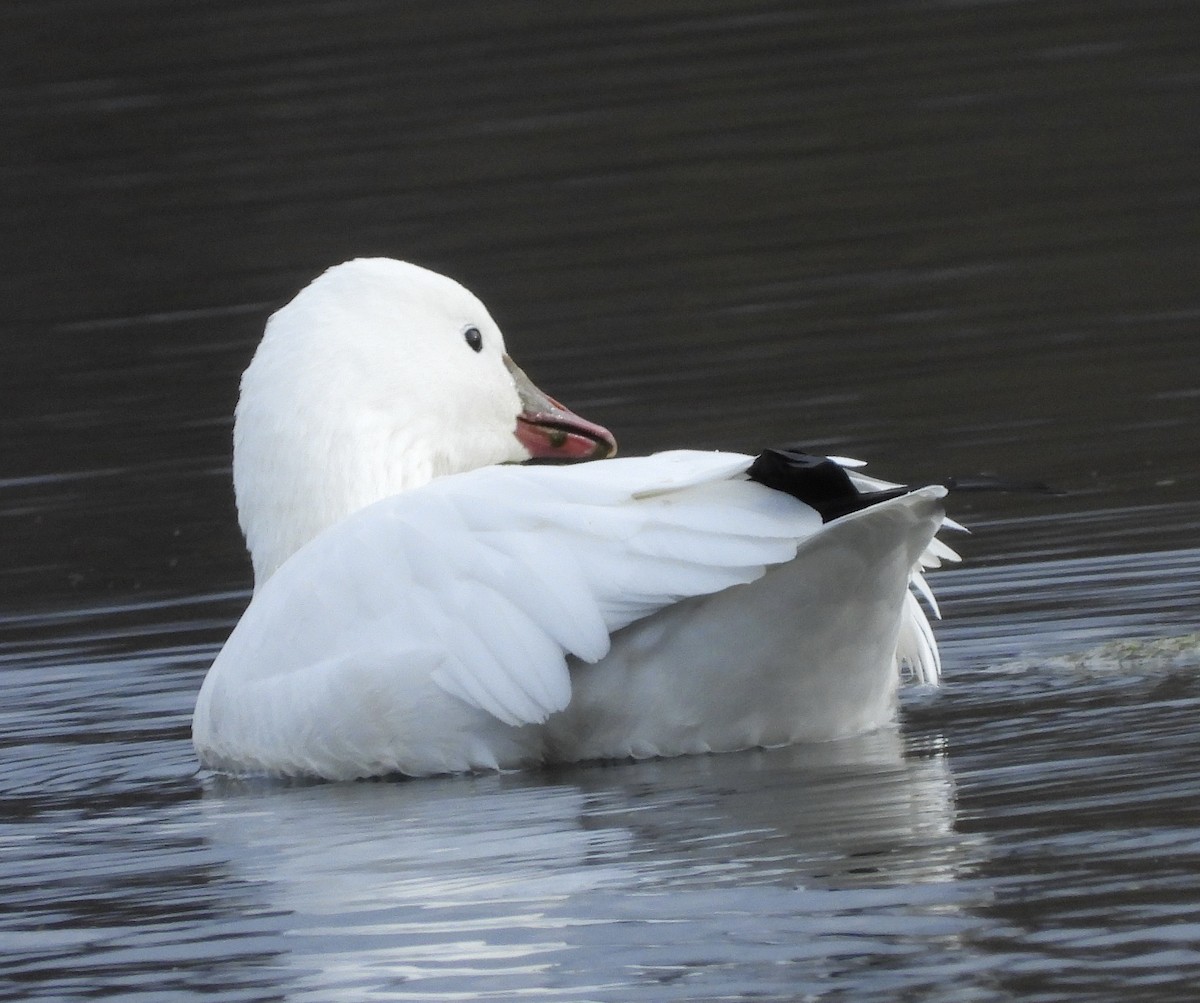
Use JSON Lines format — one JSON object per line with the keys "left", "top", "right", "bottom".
{"left": 192, "top": 258, "right": 960, "bottom": 779}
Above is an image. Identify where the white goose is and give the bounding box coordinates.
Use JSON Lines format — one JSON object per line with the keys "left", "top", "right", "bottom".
{"left": 193, "top": 258, "right": 961, "bottom": 780}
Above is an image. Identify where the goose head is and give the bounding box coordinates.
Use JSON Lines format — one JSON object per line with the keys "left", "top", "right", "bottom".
{"left": 233, "top": 258, "right": 616, "bottom": 587}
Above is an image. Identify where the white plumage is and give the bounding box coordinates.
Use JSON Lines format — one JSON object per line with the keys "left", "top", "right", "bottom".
{"left": 192, "top": 258, "right": 960, "bottom": 780}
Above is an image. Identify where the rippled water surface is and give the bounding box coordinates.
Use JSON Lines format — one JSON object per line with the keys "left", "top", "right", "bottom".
{"left": 3, "top": 3, "right": 1199, "bottom": 1000}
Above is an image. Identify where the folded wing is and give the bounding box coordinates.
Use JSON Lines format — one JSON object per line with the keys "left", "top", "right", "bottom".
{"left": 194, "top": 450, "right": 952, "bottom": 777}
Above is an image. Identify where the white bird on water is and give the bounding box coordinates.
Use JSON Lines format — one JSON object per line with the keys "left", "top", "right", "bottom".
{"left": 193, "top": 258, "right": 961, "bottom": 780}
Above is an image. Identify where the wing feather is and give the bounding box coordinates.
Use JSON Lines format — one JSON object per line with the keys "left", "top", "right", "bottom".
{"left": 206, "top": 450, "right": 952, "bottom": 740}
{"left": 217, "top": 451, "right": 832, "bottom": 728}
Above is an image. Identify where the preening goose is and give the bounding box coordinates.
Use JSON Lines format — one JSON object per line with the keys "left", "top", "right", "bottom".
{"left": 192, "top": 258, "right": 960, "bottom": 780}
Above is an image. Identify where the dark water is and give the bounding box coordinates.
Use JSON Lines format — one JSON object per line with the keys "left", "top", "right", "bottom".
{"left": 3, "top": 2, "right": 1199, "bottom": 1000}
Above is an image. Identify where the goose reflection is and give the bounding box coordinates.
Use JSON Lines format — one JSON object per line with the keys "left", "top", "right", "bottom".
{"left": 198, "top": 730, "right": 985, "bottom": 999}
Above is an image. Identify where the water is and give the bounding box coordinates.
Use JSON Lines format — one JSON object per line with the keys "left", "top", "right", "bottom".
{"left": 3, "top": 2, "right": 1199, "bottom": 999}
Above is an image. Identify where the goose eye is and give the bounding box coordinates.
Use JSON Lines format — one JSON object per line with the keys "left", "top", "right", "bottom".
{"left": 463, "top": 327, "right": 484, "bottom": 353}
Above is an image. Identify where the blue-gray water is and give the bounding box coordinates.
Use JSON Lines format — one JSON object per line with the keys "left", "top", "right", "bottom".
{"left": 3, "top": 3, "right": 1199, "bottom": 1000}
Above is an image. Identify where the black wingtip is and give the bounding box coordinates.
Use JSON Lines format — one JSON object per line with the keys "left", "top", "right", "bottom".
{"left": 747, "top": 445, "right": 908, "bottom": 522}
{"left": 747, "top": 444, "right": 1059, "bottom": 521}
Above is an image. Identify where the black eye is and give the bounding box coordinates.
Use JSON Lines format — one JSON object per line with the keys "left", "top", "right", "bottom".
{"left": 463, "top": 326, "right": 483, "bottom": 353}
